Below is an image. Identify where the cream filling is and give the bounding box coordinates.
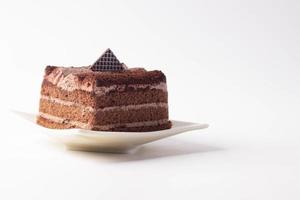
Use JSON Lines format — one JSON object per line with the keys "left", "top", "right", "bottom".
{"left": 40, "top": 95, "right": 168, "bottom": 112}
{"left": 94, "top": 82, "right": 167, "bottom": 95}
{"left": 39, "top": 112, "right": 169, "bottom": 130}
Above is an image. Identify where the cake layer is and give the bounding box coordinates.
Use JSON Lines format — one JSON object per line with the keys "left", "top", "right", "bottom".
{"left": 39, "top": 98, "right": 95, "bottom": 123}
{"left": 93, "top": 121, "right": 172, "bottom": 132}
{"left": 37, "top": 116, "right": 75, "bottom": 129}
{"left": 37, "top": 114, "right": 172, "bottom": 132}
{"left": 41, "top": 80, "right": 96, "bottom": 107}
{"left": 39, "top": 97, "right": 168, "bottom": 125}
{"left": 95, "top": 87, "right": 167, "bottom": 108}
{"left": 95, "top": 106, "right": 168, "bottom": 125}
{"left": 41, "top": 81, "right": 168, "bottom": 108}
{"left": 94, "top": 70, "right": 166, "bottom": 86}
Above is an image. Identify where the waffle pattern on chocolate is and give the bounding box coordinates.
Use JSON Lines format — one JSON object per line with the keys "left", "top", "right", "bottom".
{"left": 91, "top": 48, "right": 124, "bottom": 71}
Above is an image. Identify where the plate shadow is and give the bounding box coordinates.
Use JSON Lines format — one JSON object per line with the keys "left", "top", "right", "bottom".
{"left": 67, "top": 138, "right": 224, "bottom": 162}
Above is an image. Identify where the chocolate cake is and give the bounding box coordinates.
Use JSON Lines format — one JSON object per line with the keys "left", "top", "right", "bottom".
{"left": 37, "top": 49, "right": 171, "bottom": 132}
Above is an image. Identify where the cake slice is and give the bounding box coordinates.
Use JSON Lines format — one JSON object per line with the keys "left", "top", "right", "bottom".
{"left": 37, "top": 49, "right": 171, "bottom": 132}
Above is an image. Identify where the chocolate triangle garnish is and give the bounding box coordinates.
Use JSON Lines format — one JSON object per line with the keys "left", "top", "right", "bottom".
{"left": 90, "top": 48, "right": 125, "bottom": 71}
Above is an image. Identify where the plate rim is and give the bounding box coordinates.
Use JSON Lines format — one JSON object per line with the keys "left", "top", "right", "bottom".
{"left": 12, "top": 110, "right": 209, "bottom": 136}
{"left": 44, "top": 120, "right": 209, "bottom": 139}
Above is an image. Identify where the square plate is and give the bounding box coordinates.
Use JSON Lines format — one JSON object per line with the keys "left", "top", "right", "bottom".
{"left": 13, "top": 111, "right": 208, "bottom": 153}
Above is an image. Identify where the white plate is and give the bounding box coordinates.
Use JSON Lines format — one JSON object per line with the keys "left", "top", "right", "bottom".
{"left": 13, "top": 111, "right": 209, "bottom": 153}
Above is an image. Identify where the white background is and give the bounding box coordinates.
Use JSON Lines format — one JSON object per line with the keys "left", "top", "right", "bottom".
{"left": 0, "top": 0, "right": 300, "bottom": 199}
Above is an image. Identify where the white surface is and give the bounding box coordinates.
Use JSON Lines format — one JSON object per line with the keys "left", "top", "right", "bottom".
{"left": 14, "top": 111, "right": 208, "bottom": 153}
{"left": 0, "top": 0, "right": 300, "bottom": 200}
